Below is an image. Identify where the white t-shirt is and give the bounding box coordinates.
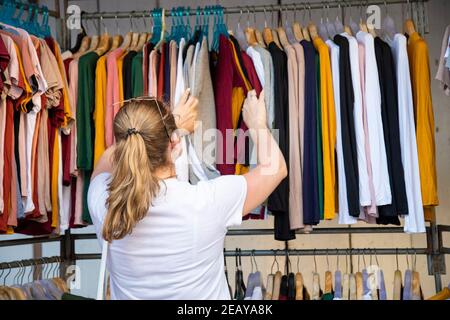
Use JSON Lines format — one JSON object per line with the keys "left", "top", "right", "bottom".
{"left": 88, "top": 173, "right": 247, "bottom": 300}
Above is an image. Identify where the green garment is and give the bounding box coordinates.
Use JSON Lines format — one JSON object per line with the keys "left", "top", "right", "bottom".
{"left": 321, "top": 292, "right": 334, "bottom": 300}
{"left": 131, "top": 51, "right": 144, "bottom": 98}
{"left": 316, "top": 55, "right": 324, "bottom": 220}
{"left": 61, "top": 293, "right": 94, "bottom": 300}
{"left": 76, "top": 51, "right": 99, "bottom": 171}
{"left": 77, "top": 51, "right": 99, "bottom": 225}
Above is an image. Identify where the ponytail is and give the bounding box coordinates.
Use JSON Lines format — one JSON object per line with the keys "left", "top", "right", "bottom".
{"left": 102, "top": 99, "right": 176, "bottom": 242}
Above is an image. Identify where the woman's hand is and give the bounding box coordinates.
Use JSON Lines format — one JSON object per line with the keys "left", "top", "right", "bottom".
{"left": 243, "top": 90, "right": 267, "bottom": 130}
{"left": 173, "top": 89, "right": 199, "bottom": 135}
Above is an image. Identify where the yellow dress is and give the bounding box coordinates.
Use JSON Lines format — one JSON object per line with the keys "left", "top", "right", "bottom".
{"left": 407, "top": 32, "right": 439, "bottom": 220}
{"left": 313, "top": 37, "right": 336, "bottom": 220}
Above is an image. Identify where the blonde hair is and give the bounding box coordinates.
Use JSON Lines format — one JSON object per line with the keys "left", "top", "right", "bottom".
{"left": 103, "top": 99, "right": 176, "bottom": 242}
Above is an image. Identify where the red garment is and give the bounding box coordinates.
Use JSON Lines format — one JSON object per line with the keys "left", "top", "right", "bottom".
{"left": 63, "top": 58, "right": 73, "bottom": 81}
{"left": 0, "top": 36, "right": 10, "bottom": 91}
{"left": 157, "top": 42, "right": 165, "bottom": 100}
{"left": 0, "top": 99, "right": 14, "bottom": 232}
{"left": 213, "top": 35, "right": 249, "bottom": 175}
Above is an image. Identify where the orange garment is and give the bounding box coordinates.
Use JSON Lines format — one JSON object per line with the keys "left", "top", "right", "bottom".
{"left": 51, "top": 129, "right": 60, "bottom": 228}
{"left": 117, "top": 51, "right": 127, "bottom": 110}
{"left": 229, "top": 40, "right": 252, "bottom": 175}
{"left": 93, "top": 55, "right": 107, "bottom": 167}
{"left": 407, "top": 32, "right": 439, "bottom": 221}
{"left": 313, "top": 37, "right": 336, "bottom": 220}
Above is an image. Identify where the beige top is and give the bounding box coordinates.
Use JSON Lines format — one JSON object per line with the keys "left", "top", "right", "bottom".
{"left": 435, "top": 25, "right": 450, "bottom": 96}
{"left": 169, "top": 40, "right": 178, "bottom": 110}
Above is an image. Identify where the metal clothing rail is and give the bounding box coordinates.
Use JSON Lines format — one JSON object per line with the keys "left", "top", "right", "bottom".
{"left": 80, "top": 0, "right": 427, "bottom": 20}
{"left": 223, "top": 248, "right": 429, "bottom": 257}
{"left": 0, "top": 0, "right": 59, "bottom": 18}
{"left": 0, "top": 256, "right": 63, "bottom": 270}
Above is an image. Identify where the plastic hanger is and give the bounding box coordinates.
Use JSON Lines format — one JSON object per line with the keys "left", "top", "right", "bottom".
{"left": 235, "top": 7, "right": 248, "bottom": 50}
{"left": 302, "top": 3, "right": 312, "bottom": 41}
{"left": 283, "top": 5, "right": 296, "bottom": 44}
{"left": 292, "top": 3, "right": 304, "bottom": 41}
{"left": 334, "top": 2, "right": 345, "bottom": 34}
{"left": 381, "top": 0, "right": 396, "bottom": 40}
{"left": 262, "top": 7, "right": 274, "bottom": 46}
{"left": 326, "top": 1, "right": 337, "bottom": 38}
{"left": 318, "top": 2, "right": 329, "bottom": 40}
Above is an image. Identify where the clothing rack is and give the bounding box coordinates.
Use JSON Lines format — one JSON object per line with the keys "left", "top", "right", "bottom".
{"left": 0, "top": 0, "right": 59, "bottom": 18}
{"left": 0, "top": 224, "right": 448, "bottom": 292}
{"left": 79, "top": 0, "right": 427, "bottom": 20}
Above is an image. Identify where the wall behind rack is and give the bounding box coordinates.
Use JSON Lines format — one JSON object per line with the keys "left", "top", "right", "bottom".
{"left": 0, "top": 0, "right": 449, "bottom": 299}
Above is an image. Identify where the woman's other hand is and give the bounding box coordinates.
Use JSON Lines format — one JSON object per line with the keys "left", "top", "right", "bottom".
{"left": 173, "top": 89, "right": 199, "bottom": 135}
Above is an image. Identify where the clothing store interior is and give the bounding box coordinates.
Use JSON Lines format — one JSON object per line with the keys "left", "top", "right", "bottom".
{"left": 0, "top": 0, "right": 449, "bottom": 301}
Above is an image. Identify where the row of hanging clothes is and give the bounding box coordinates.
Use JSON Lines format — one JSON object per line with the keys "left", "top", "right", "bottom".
{"left": 226, "top": 248, "right": 427, "bottom": 300}
{"left": 0, "top": 1, "right": 76, "bottom": 236}
{"left": 0, "top": 257, "right": 74, "bottom": 300}
{"left": 59, "top": 3, "right": 439, "bottom": 241}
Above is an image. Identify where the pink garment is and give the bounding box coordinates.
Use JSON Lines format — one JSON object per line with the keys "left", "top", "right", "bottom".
{"left": 68, "top": 59, "right": 78, "bottom": 176}
{"left": 0, "top": 97, "right": 5, "bottom": 213}
{"left": 0, "top": 34, "right": 22, "bottom": 99}
{"left": 169, "top": 40, "right": 178, "bottom": 109}
{"left": 9, "top": 147, "right": 18, "bottom": 227}
{"left": 19, "top": 112, "right": 27, "bottom": 197}
{"left": 73, "top": 171, "right": 86, "bottom": 226}
{"left": 37, "top": 108, "right": 51, "bottom": 217}
{"left": 148, "top": 50, "right": 159, "bottom": 97}
{"left": 105, "top": 48, "right": 123, "bottom": 147}
{"left": 358, "top": 43, "right": 377, "bottom": 223}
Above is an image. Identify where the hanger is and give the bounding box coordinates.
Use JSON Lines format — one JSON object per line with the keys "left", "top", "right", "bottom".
{"left": 135, "top": 13, "right": 149, "bottom": 51}
{"left": 270, "top": 5, "right": 282, "bottom": 49}
{"left": 334, "top": 249, "right": 343, "bottom": 299}
{"left": 235, "top": 7, "right": 248, "bottom": 50}
{"left": 244, "top": 6, "right": 257, "bottom": 46}
{"left": 95, "top": 15, "right": 111, "bottom": 56}
{"left": 283, "top": 5, "right": 297, "bottom": 44}
{"left": 393, "top": 249, "right": 403, "bottom": 300}
{"left": 128, "top": 12, "right": 140, "bottom": 51}
{"left": 262, "top": 7, "right": 274, "bottom": 46}
{"left": 86, "top": 18, "right": 99, "bottom": 52}
{"left": 223, "top": 249, "right": 232, "bottom": 298}
{"left": 265, "top": 250, "right": 278, "bottom": 300}
{"left": 107, "top": 15, "right": 123, "bottom": 52}
{"left": 404, "top": 0, "right": 416, "bottom": 36}
{"left": 355, "top": 250, "right": 363, "bottom": 300}
{"left": 411, "top": 249, "right": 422, "bottom": 300}
{"left": 295, "top": 250, "right": 305, "bottom": 300}
{"left": 358, "top": 1, "right": 369, "bottom": 33}
{"left": 381, "top": 0, "right": 396, "bottom": 40}
{"left": 343, "top": 1, "right": 355, "bottom": 36}
{"left": 292, "top": 4, "right": 304, "bottom": 41}
{"left": 272, "top": 250, "right": 282, "bottom": 300}
{"left": 253, "top": 6, "right": 265, "bottom": 47}
{"left": 311, "top": 249, "right": 321, "bottom": 300}
{"left": 342, "top": 249, "right": 350, "bottom": 300}
{"left": 334, "top": 2, "right": 345, "bottom": 34}
{"left": 324, "top": 249, "right": 333, "bottom": 295}
{"left": 302, "top": 3, "right": 311, "bottom": 41}
{"left": 324, "top": 1, "right": 337, "bottom": 38}
{"left": 318, "top": 2, "right": 329, "bottom": 40}
{"left": 277, "top": 7, "right": 290, "bottom": 49}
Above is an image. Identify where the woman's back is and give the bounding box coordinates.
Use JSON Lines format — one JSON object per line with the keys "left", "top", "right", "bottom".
{"left": 88, "top": 172, "right": 247, "bottom": 300}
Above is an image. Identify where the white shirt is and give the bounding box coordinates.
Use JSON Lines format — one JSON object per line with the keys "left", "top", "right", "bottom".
{"left": 246, "top": 46, "right": 265, "bottom": 86}
{"left": 356, "top": 31, "right": 392, "bottom": 206}
{"left": 88, "top": 173, "right": 247, "bottom": 300}
{"left": 387, "top": 34, "right": 425, "bottom": 233}
{"left": 326, "top": 39, "right": 357, "bottom": 225}
{"left": 341, "top": 33, "right": 371, "bottom": 207}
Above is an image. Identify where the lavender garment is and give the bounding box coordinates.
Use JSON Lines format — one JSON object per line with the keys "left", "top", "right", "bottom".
{"left": 403, "top": 270, "right": 412, "bottom": 300}
{"left": 378, "top": 270, "right": 387, "bottom": 300}
{"left": 334, "top": 270, "right": 342, "bottom": 299}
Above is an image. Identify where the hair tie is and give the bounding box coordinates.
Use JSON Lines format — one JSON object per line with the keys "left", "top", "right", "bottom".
{"left": 127, "top": 128, "right": 140, "bottom": 136}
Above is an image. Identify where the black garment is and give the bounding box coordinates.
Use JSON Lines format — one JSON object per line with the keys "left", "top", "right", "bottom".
{"left": 267, "top": 42, "right": 295, "bottom": 241}
{"left": 14, "top": 109, "right": 21, "bottom": 191}
{"left": 301, "top": 40, "right": 320, "bottom": 225}
{"left": 279, "top": 275, "right": 289, "bottom": 300}
{"left": 122, "top": 50, "right": 137, "bottom": 100}
{"left": 333, "top": 35, "right": 361, "bottom": 217}
{"left": 229, "top": 35, "right": 250, "bottom": 82}
{"left": 288, "top": 273, "right": 296, "bottom": 300}
{"left": 374, "top": 37, "right": 408, "bottom": 225}
{"left": 69, "top": 28, "right": 87, "bottom": 54}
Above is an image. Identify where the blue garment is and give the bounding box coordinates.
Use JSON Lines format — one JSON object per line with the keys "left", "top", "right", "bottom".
{"left": 378, "top": 270, "right": 387, "bottom": 300}
{"left": 362, "top": 269, "right": 371, "bottom": 296}
{"left": 334, "top": 270, "right": 342, "bottom": 299}
{"left": 301, "top": 39, "right": 320, "bottom": 225}
{"left": 403, "top": 270, "right": 412, "bottom": 300}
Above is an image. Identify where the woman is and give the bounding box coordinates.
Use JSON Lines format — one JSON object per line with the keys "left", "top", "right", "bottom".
{"left": 88, "top": 89, "right": 287, "bottom": 299}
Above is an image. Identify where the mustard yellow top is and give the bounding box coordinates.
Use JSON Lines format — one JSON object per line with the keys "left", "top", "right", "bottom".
{"left": 117, "top": 51, "right": 127, "bottom": 107}
{"left": 407, "top": 32, "right": 439, "bottom": 214}
{"left": 93, "top": 55, "right": 107, "bottom": 167}
{"left": 313, "top": 37, "right": 336, "bottom": 220}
